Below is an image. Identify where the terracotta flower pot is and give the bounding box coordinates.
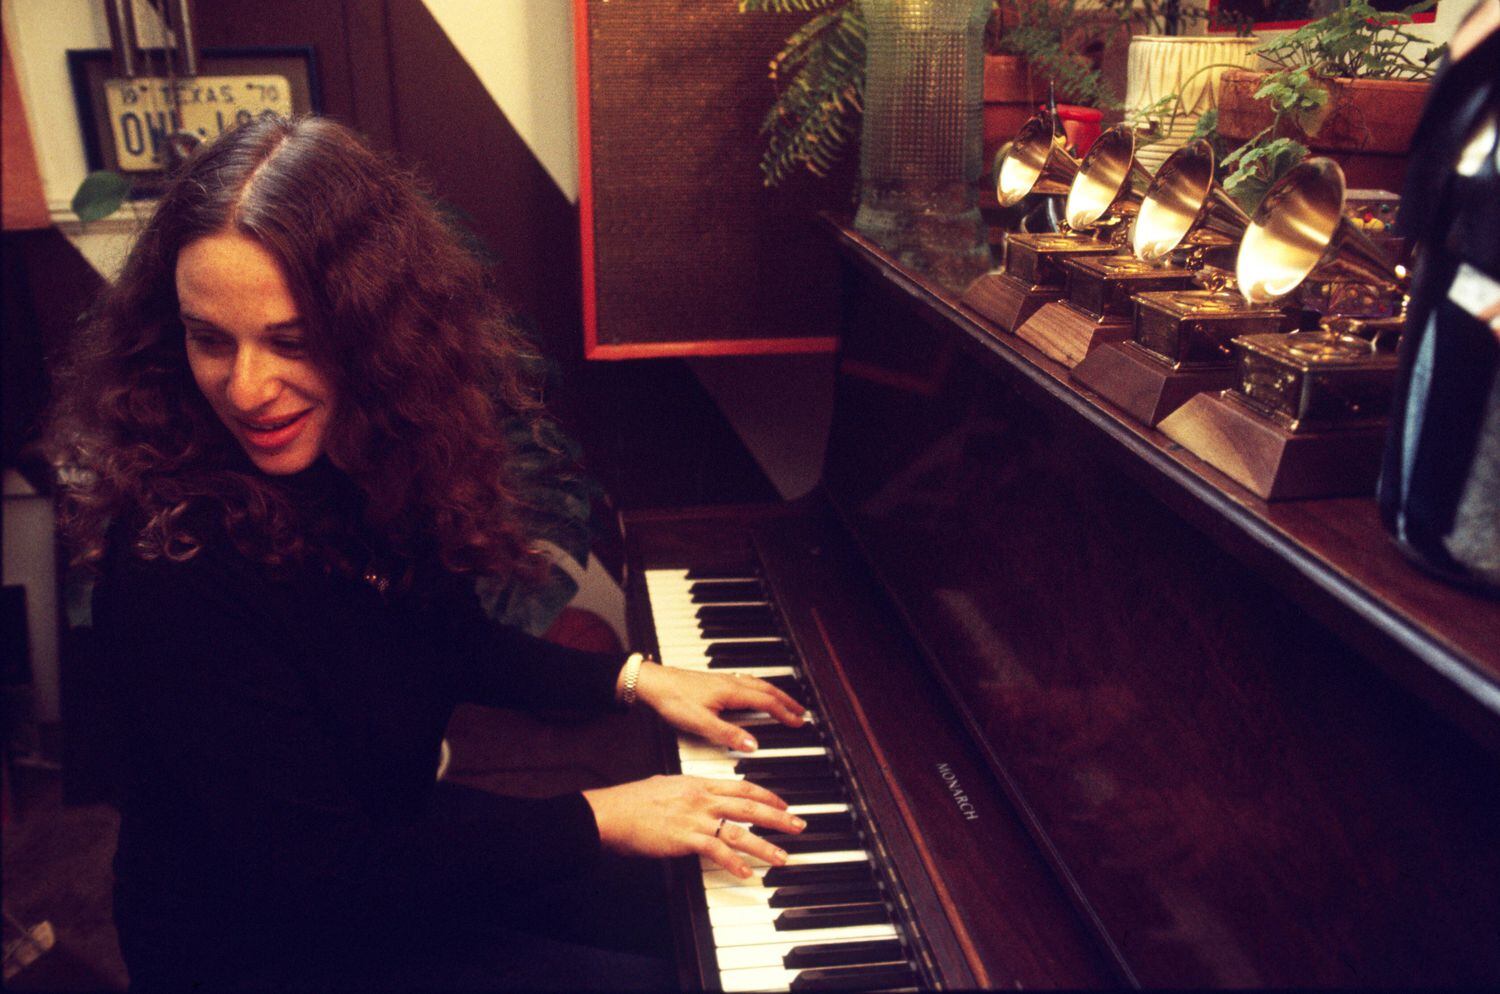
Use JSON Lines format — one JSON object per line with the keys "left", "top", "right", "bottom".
{"left": 983, "top": 54, "right": 1039, "bottom": 166}
{"left": 1216, "top": 68, "right": 1431, "bottom": 191}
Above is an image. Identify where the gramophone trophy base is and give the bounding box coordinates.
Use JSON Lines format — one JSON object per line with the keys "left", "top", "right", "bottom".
{"left": 1232, "top": 331, "right": 1401, "bottom": 432}
{"left": 1062, "top": 255, "right": 1197, "bottom": 322}
{"left": 1004, "top": 232, "right": 1121, "bottom": 287}
{"left": 1158, "top": 391, "right": 1387, "bottom": 501}
{"left": 1015, "top": 302, "right": 1133, "bottom": 367}
{"left": 960, "top": 233, "right": 1121, "bottom": 333}
{"left": 1132, "top": 290, "right": 1302, "bottom": 367}
{"left": 1071, "top": 340, "right": 1237, "bottom": 426}
{"left": 959, "top": 271, "right": 1064, "bottom": 333}
{"left": 1016, "top": 255, "right": 1197, "bottom": 367}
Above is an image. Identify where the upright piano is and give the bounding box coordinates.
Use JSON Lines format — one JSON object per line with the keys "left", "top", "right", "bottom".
{"left": 620, "top": 219, "right": 1500, "bottom": 991}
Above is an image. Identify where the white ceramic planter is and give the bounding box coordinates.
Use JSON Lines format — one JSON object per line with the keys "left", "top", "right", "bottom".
{"left": 1124, "top": 34, "right": 1259, "bottom": 173}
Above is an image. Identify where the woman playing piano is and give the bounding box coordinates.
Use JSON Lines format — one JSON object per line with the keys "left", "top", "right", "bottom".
{"left": 46, "top": 114, "right": 807, "bottom": 989}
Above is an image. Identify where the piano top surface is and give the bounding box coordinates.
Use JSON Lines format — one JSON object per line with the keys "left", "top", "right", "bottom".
{"left": 823, "top": 216, "right": 1500, "bottom": 744}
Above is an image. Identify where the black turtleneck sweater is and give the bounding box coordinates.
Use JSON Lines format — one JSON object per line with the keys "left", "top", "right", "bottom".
{"left": 94, "top": 461, "right": 628, "bottom": 986}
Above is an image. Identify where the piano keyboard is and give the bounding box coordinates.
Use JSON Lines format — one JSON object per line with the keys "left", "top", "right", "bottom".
{"left": 643, "top": 568, "right": 922, "bottom": 993}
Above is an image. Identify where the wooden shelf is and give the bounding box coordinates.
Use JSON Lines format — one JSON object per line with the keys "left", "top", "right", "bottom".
{"left": 826, "top": 215, "right": 1500, "bottom": 749}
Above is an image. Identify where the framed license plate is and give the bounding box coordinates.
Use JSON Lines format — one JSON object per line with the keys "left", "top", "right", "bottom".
{"left": 68, "top": 46, "right": 320, "bottom": 192}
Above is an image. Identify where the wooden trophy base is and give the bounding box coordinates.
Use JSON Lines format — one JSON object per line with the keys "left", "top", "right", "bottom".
{"left": 1158, "top": 392, "right": 1387, "bottom": 501}
{"left": 959, "top": 271, "right": 1063, "bottom": 333}
{"left": 1015, "top": 301, "right": 1134, "bottom": 368}
{"left": 1071, "top": 341, "right": 1235, "bottom": 426}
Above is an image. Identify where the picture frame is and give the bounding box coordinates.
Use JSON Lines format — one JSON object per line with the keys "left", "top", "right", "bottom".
{"left": 67, "top": 46, "right": 321, "bottom": 194}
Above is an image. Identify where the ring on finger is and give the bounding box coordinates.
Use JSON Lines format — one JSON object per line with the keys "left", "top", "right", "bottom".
{"left": 714, "top": 817, "right": 728, "bottom": 838}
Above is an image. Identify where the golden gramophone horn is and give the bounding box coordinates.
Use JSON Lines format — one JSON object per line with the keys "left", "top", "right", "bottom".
{"left": 1132, "top": 140, "right": 1251, "bottom": 265}
{"left": 996, "top": 115, "right": 1080, "bottom": 207}
{"left": 1062, "top": 126, "right": 1155, "bottom": 231}
{"left": 1236, "top": 158, "right": 1403, "bottom": 306}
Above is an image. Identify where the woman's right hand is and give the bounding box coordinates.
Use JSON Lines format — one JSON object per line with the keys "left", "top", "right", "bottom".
{"left": 582, "top": 775, "right": 805, "bottom": 878}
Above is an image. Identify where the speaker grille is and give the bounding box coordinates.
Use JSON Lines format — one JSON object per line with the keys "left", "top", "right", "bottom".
{"left": 581, "top": 0, "right": 852, "bottom": 352}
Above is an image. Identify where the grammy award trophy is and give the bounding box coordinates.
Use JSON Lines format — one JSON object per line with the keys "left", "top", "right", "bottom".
{"left": 959, "top": 116, "right": 1118, "bottom": 332}
{"left": 1158, "top": 159, "right": 1408, "bottom": 499}
{"left": 1016, "top": 128, "right": 1194, "bottom": 366}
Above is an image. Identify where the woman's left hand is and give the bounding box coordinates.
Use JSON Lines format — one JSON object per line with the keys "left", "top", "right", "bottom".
{"left": 633, "top": 663, "right": 807, "bottom": 751}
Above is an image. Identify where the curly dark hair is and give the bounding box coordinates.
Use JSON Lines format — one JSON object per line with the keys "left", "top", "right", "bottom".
{"left": 48, "top": 114, "right": 548, "bottom": 586}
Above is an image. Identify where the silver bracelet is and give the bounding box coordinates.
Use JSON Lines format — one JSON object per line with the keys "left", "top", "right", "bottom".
{"left": 619, "top": 652, "right": 654, "bottom": 707}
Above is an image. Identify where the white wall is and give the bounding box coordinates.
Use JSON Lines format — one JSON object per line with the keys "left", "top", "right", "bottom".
{"left": 421, "top": 0, "right": 579, "bottom": 203}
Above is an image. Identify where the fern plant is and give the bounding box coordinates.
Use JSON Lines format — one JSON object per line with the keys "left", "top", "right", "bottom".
{"left": 741, "top": 0, "right": 867, "bottom": 187}
{"left": 992, "top": 0, "right": 1120, "bottom": 108}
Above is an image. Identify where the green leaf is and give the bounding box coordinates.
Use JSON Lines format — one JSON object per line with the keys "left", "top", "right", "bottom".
{"left": 1190, "top": 108, "right": 1218, "bottom": 142}
{"left": 71, "top": 170, "right": 132, "bottom": 222}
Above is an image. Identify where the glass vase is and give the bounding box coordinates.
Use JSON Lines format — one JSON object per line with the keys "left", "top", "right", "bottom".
{"left": 853, "top": 0, "right": 991, "bottom": 291}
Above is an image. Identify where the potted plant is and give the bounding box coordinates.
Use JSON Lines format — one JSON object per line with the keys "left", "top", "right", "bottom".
{"left": 1213, "top": 0, "right": 1444, "bottom": 193}
{"left": 988, "top": 0, "right": 1120, "bottom": 154}
{"left": 1113, "top": 0, "right": 1258, "bottom": 173}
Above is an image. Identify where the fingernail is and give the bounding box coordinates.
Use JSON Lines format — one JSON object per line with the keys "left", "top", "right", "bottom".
{"left": 737, "top": 864, "right": 752, "bottom": 878}
{"left": 739, "top": 737, "right": 756, "bottom": 752}
{"left": 790, "top": 817, "right": 806, "bottom": 830}
{"left": 775, "top": 849, "right": 788, "bottom": 864}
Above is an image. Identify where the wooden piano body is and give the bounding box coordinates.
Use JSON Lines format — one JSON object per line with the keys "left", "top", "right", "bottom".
{"left": 621, "top": 220, "right": 1500, "bottom": 990}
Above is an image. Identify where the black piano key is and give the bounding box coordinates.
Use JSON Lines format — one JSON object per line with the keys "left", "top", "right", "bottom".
{"left": 708, "top": 655, "right": 797, "bottom": 670}
{"left": 739, "top": 724, "right": 822, "bottom": 749}
{"left": 736, "top": 756, "right": 834, "bottom": 777}
{"left": 761, "top": 675, "right": 806, "bottom": 697}
{"left": 685, "top": 568, "right": 756, "bottom": 581}
{"left": 790, "top": 963, "right": 919, "bottom": 992}
{"left": 740, "top": 770, "right": 836, "bottom": 788}
{"left": 696, "top": 604, "right": 774, "bottom": 622}
{"left": 699, "top": 623, "right": 778, "bottom": 639}
{"left": 757, "top": 831, "right": 861, "bottom": 854}
{"left": 763, "top": 861, "right": 874, "bottom": 888}
{"left": 782, "top": 939, "right": 906, "bottom": 970}
{"left": 707, "top": 640, "right": 789, "bottom": 656}
{"left": 775, "top": 903, "right": 890, "bottom": 931}
{"left": 689, "top": 581, "right": 764, "bottom": 602}
{"left": 768, "top": 881, "right": 883, "bottom": 908}
{"left": 793, "top": 810, "right": 855, "bottom": 834}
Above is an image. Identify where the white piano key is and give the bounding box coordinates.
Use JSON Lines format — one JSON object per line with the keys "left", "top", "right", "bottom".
{"left": 703, "top": 867, "right": 768, "bottom": 889}
{"left": 709, "top": 905, "right": 791, "bottom": 927}
{"left": 678, "top": 758, "right": 830, "bottom": 780}
{"left": 663, "top": 662, "right": 799, "bottom": 679}
{"left": 718, "top": 964, "right": 798, "bottom": 991}
{"left": 785, "top": 802, "right": 846, "bottom": 816}
{"left": 719, "top": 711, "right": 775, "bottom": 724}
{"left": 677, "top": 743, "right": 827, "bottom": 762}
{"left": 711, "top": 921, "right": 899, "bottom": 948}
{"left": 705, "top": 885, "right": 780, "bottom": 910}
{"left": 680, "top": 761, "right": 745, "bottom": 778}
{"left": 699, "top": 849, "right": 871, "bottom": 872}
